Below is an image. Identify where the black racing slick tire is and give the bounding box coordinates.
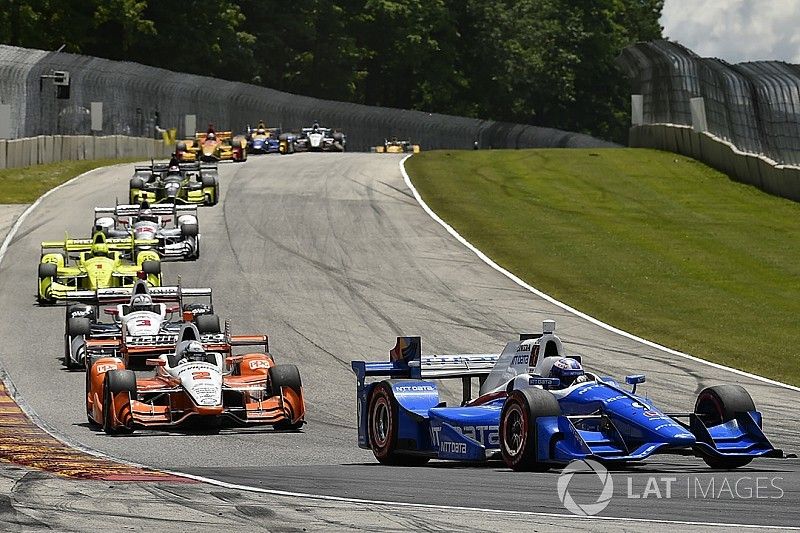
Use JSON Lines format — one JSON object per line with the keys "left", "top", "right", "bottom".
{"left": 695, "top": 385, "right": 756, "bottom": 469}
{"left": 102, "top": 370, "right": 136, "bottom": 435}
{"left": 180, "top": 223, "right": 199, "bottom": 237}
{"left": 141, "top": 260, "right": 161, "bottom": 275}
{"left": 269, "top": 365, "right": 304, "bottom": 430}
{"left": 500, "top": 388, "right": 561, "bottom": 471}
{"left": 68, "top": 317, "right": 91, "bottom": 336}
{"left": 366, "top": 382, "right": 430, "bottom": 466}
{"left": 38, "top": 262, "right": 57, "bottom": 279}
{"left": 129, "top": 177, "right": 145, "bottom": 190}
{"left": 201, "top": 174, "right": 217, "bottom": 188}
{"left": 195, "top": 313, "right": 220, "bottom": 334}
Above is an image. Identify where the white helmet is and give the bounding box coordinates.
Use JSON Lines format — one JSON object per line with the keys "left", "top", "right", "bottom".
{"left": 130, "top": 293, "right": 153, "bottom": 312}
{"left": 176, "top": 340, "right": 206, "bottom": 363}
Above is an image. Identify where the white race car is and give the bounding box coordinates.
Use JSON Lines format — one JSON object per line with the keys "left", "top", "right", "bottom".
{"left": 63, "top": 281, "right": 217, "bottom": 370}
{"left": 294, "top": 122, "right": 346, "bottom": 152}
{"left": 93, "top": 202, "right": 200, "bottom": 261}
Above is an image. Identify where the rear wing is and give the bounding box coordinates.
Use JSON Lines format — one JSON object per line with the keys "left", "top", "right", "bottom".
{"left": 65, "top": 286, "right": 212, "bottom": 305}
{"left": 351, "top": 336, "right": 500, "bottom": 382}
{"left": 41, "top": 235, "right": 158, "bottom": 253}
{"left": 94, "top": 204, "right": 198, "bottom": 219}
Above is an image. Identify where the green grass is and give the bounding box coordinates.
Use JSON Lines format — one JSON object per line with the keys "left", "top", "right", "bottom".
{"left": 0, "top": 159, "right": 139, "bottom": 203}
{"left": 406, "top": 148, "right": 800, "bottom": 386}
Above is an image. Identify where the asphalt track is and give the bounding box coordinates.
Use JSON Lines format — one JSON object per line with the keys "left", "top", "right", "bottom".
{"left": 0, "top": 153, "right": 797, "bottom": 529}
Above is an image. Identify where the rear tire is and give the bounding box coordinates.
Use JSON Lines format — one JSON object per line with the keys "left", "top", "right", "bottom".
{"left": 366, "top": 382, "right": 430, "bottom": 466}
{"left": 500, "top": 388, "right": 561, "bottom": 471}
{"left": 141, "top": 260, "right": 161, "bottom": 275}
{"left": 195, "top": 313, "right": 220, "bottom": 334}
{"left": 695, "top": 385, "right": 756, "bottom": 469}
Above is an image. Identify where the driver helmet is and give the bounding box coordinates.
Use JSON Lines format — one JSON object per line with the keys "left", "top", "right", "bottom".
{"left": 207, "top": 132, "right": 216, "bottom": 141}
{"left": 130, "top": 294, "right": 153, "bottom": 313}
{"left": 550, "top": 358, "right": 585, "bottom": 389}
{"left": 176, "top": 340, "right": 206, "bottom": 363}
{"left": 257, "top": 128, "right": 266, "bottom": 135}
{"left": 168, "top": 164, "right": 181, "bottom": 174}
{"left": 139, "top": 207, "right": 158, "bottom": 223}
{"left": 94, "top": 217, "right": 115, "bottom": 234}
{"left": 91, "top": 241, "right": 109, "bottom": 257}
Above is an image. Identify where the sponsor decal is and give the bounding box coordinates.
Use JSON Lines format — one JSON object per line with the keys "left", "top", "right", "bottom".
{"left": 248, "top": 359, "right": 270, "bottom": 370}
{"left": 394, "top": 385, "right": 435, "bottom": 393}
{"left": 95, "top": 363, "right": 118, "bottom": 374}
{"left": 440, "top": 441, "right": 467, "bottom": 455}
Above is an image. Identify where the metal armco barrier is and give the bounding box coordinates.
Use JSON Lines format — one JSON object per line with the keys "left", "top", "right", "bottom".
{"left": 0, "top": 135, "right": 170, "bottom": 170}
{"left": 618, "top": 40, "right": 800, "bottom": 201}
{"left": 0, "top": 44, "right": 615, "bottom": 151}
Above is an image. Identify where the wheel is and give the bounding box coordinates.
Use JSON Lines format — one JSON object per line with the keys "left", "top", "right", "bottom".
{"left": 141, "top": 260, "right": 160, "bottom": 275}
{"left": 195, "top": 313, "right": 220, "bottom": 334}
{"left": 68, "top": 316, "right": 91, "bottom": 336}
{"left": 102, "top": 370, "right": 136, "bottom": 435}
{"left": 86, "top": 368, "right": 100, "bottom": 428}
{"left": 500, "top": 388, "right": 561, "bottom": 471}
{"left": 38, "top": 262, "right": 57, "bottom": 279}
{"left": 366, "top": 382, "right": 430, "bottom": 466}
{"left": 180, "top": 223, "right": 199, "bottom": 237}
{"left": 695, "top": 385, "right": 756, "bottom": 469}
{"left": 130, "top": 190, "right": 140, "bottom": 204}
{"left": 269, "top": 365, "right": 304, "bottom": 430}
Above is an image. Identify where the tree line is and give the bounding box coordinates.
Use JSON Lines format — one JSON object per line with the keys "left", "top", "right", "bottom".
{"left": 1, "top": 0, "right": 663, "bottom": 143}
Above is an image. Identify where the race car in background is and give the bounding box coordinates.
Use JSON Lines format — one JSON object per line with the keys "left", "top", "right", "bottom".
{"left": 278, "top": 132, "right": 298, "bottom": 154}
{"left": 374, "top": 138, "right": 420, "bottom": 153}
{"left": 93, "top": 202, "right": 200, "bottom": 261}
{"left": 294, "top": 123, "right": 345, "bottom": 152}
{"left": 194, "top": 131, "right": 247, "bottom": 162}
{"left": 175, "top": 139, "right": 199, "bottom": 162}
{"left": 247, "top": 123, "right": 281, "bottom": 154}
{"left": 86, "top": 322, "right": 306, "bottom": 434}
{"left": 63, "top": 281, "right": 215, "bottom": 370}
{"left": 38, "top": 232, "right": 161, "bottom": 305}
{"left": 130, "top": 161, "right": 219, "bottom": 206}
{"left": 351, "top": 320, "right": 792, "bottom": 470}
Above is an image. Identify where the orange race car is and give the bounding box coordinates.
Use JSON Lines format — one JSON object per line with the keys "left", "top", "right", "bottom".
{"left": 85, "top": 322, "right": 305, "bottom": 434}
{"left": 194, "top": 131, "right": 247, "bottom": 162}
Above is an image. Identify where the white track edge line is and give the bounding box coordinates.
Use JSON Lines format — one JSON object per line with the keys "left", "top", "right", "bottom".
{"left": 0, "top": 160, "right": 795, "bottom": 530}
{"left": 399, "top": 154, "right": 800, "bottom": 393}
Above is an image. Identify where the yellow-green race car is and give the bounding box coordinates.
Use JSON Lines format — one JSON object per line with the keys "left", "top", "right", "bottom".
{"left": 37, "top": 232, "right": 162, "bottom": 305}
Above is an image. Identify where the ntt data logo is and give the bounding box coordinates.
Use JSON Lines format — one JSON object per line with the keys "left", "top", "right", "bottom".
{"left": 557, "top": 459, "right": 614, "bottom": 516}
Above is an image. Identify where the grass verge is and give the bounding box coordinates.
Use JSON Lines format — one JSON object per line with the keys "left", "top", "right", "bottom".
{"left": 0, "top": 159, "right": 139, "bottom": 204}
{"left": 406, "top": 148, "right": 800, "bottom": 386}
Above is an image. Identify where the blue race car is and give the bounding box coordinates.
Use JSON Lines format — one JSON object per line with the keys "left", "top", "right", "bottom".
{"left": 247, "top": 125, "right": 280, "bottom": 154}
{"left": 351, "top": 320, "right": 791, "bottom": 470}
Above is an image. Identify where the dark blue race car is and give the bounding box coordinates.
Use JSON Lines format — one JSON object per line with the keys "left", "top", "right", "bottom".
{"left": 351, "top": 320, "right": 791, "bottom": 470}
{"left": 247, "top": 126, "right": 280, "bottom": 154}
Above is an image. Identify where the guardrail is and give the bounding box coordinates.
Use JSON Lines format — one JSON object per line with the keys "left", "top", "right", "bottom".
{"left": 629, "top": 124, "right": 800, "bottom": 202}
{"left": 618, "top": 40, "right": 800, "bottom": 201}
{"left": 0, "top": 44, "right": 615, "bottom": 151}
{"left": 0, "top": 135, "right": 170, "bottom": 170}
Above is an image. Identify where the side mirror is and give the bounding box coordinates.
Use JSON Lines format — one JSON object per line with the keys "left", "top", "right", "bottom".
{"left": 166, "top": 305, "right": 179, "bottom": 314}
{"left": 626, "top": 374, "right": 646, "bottom": 394}
{"left": 225, "top": 355, "right": 243, "bottom": 366}
{"left": 146, "top": 358, "right": 166, "bottom": 367}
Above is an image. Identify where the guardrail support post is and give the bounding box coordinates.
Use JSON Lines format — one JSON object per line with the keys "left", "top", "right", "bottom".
{"left": 631, "top": 95, "right": 643, "bottom": 125}
{"left": 691, "top": 97, "right": 708, "bottom": 133}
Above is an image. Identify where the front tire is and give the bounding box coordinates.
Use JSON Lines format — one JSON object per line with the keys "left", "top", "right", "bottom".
{"left": 695, "top": 385, "right": 756, "bottom": 469}
{"left": 500, "top": 388, "right": 561, "bottom": 471}
{"left": 102, "top": 370, "right": 136, "bottom": 435}
{"left": 270, "top": 364, "right": 304, "bottom": 430}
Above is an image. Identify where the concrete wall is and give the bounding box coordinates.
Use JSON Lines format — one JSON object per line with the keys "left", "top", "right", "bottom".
{"left": 629, "top": 124, "right": 800, "bottom": 202}
{"left": 0, "top": 135, "right": 170, "bottom": 170}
